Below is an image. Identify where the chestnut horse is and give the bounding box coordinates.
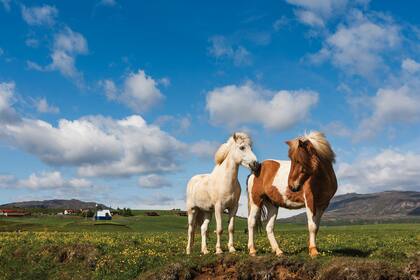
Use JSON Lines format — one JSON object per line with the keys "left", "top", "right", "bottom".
{"left": 247, "top": 131, "right": 337, "bottom": 257}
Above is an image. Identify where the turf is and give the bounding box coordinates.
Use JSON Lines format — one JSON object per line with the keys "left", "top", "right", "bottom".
{"left": 0, "top": 213, "right": 418, "bottom": 279}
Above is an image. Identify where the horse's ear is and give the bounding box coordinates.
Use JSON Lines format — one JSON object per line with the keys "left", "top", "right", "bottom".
{"left": 298, "top": 139, "right": 304, "bottom": 147}
{"left": 285, "top": 140, "right": 292, "bottom": 147}
{"left": 299, "top": 139, "right": 310, "bottom": 148}
{"left": 232, "top": 132, "right": 238, "bottom": 142}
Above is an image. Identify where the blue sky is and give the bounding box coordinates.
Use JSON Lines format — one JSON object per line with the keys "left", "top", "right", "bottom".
{"left": 1, "top": 0, "right": 420, "bottom": 217}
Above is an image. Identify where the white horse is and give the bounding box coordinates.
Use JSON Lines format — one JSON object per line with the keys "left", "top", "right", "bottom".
{"left": 186, "top": 132, "right": 260, "bottom": 255}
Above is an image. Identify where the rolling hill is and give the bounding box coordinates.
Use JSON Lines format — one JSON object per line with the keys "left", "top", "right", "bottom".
{"left": 280, "top": 191, "right": 420, "bottom": 224}
{"left": 0, "top": 199, "right": 108, "bottom": 210}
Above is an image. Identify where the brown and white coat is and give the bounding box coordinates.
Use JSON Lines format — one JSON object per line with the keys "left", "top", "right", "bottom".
{"left": 247, "top": 131, "right": 337, "bottom": 257}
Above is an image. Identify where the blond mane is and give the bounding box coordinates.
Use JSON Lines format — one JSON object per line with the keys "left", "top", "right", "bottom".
{"left": 214, "top": 132, "right": 252, "bottom": 165}
{"left": 301, "top": 131, "right": 335, "bottom": 163}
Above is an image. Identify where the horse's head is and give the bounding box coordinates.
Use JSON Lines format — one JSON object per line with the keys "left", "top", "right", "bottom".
{"left": 286, "top": 138, "right": 318, "bottom": 192}
{"left": 230, "top": 132, "right": 260, "bottom": 172}
{"left": 286, "top": 131, "right": 335, "bottom": 192}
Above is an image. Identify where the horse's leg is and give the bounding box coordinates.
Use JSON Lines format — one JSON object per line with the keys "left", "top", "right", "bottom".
{"left": 201, "top": 211, "right": 211, "bottom": 254}
{"left": 186, "top": 208, "right": 196, "bottom": 255}
{"left": 227, "top": 205, "right": 238, "bottom": 253}
{"left": 247, "top": 203, "right": 259, "bottom": 256}
{"left": 305, "top": 206, "right": 323, "bottom": 257}
{"left": 265, "top": 203, "right": 282, "bottom": 256}
{"left": 214, "top": 203, "right": 223, "bottom": 254}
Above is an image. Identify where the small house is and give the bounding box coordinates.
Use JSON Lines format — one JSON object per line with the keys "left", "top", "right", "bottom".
{"left": 95, "top": 209, "right": 112, "bottom": 220}
{"left": 63, "top": 209, "right": 77, "bottom": 215}
{"left": 0, "top": 209, "right": 31, "bottom": 217}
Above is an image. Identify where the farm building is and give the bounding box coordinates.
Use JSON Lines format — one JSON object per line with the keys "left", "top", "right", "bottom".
{"left": 63, "top": 209, "right": 78, "bottom": 215}
{"left": 0, "top": 209, "right": 31, "bottom": 217}
{"left": 95, "top": 209, "right": 112, "bottom": 220}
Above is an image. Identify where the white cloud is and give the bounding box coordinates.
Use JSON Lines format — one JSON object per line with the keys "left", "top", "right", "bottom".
{"left": 1, "top": 0, "right": 11, "bottom": 11}
{"left": 101, "top": 70, "right": 164, "bottom": 113}
{"left": 273, "top": 16, "right": 289, "bottom": 31}
{"left": 138, "top": 174, "right": 172, "bottom": 189}
{"left": 208, "top": 36, "right": 252, "bottom": 66}
{"left": 322, "top": 121, "right": 351, "bottom": 137}
{"left": 21, "top": 5, "right": 58, "bottom": 26}
{"left": 35, "top": 98, "right": 59, "bottom": 114}
{"left": 99, "top": 0, "right": 117, "bottom": 7}
{"left": 311, "top": 12, "right": 400, "bottom": 78}
{"left": 206, "top": 82, "right": 318, "bottom": 131}
{"left": 0, "top": 82, "right": 20, "bottom": 123}
{"left": 153, "top": 115, "right": 191, "bottom": 134}
{"left": 120, "top": 70, "right": 164, "bottom": 112}
{"left": 402, "top": 58, "right": 420, "bottom": 74}
{"left": 286, "top": 0, "right": 345, "bottom": 27}
{"left": 0, "top": 83, "right": 185, "bottom": 176}
{"left": 286, "top": 0, "right": 369, "bottom": 27}
{"left": 158, "top": 77, "right": 171, "bottom": 87}
{"left": 337, "top": 149, "right": 420, "bottom": 193}
{"left": 0, "top": 81, "right": 222, "bottom": 179}
{"left": 28, "top": 27, "right": 88, "bottom": 86}
{"left": 0, "top": 171, "right": 92, "bottom": 190}
{"left": 26, "top": 61, "right": 45, "bottom": 71}
{"left": 0, "top": 114, "right": 185, "bottom": 177}
{"left": 294, "top": 9, "right": 325, "bottom": 27}
{"left": 25, "top": 38, "right": 39, "bottom": 48}
{"left": 101, "top": 79, "right": 118, "bottom": 100}
{"left": 356, "top": 85, "right": 420, "bottom": 139}
{"left": 17, "top": 171, "right": 92, "bottom": 189}
{"left": 189, "top": 140, "right": 220, "bottom": 159}
{"left": 0, "top": 174, "right": 15, "bottom": 187}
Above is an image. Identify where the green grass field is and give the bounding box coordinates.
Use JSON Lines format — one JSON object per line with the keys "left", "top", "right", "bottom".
{"left": 0, "top": 212, "right": 418, "bottom": 279}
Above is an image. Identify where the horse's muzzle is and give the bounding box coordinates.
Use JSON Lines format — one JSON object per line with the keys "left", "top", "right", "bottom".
{"left": 250, "top": 161, "right": 261, "bottom": 173}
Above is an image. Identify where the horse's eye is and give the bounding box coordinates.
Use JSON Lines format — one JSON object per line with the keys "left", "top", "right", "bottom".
{"left": 240, "top": 146, "right": 245, "bottom": 151}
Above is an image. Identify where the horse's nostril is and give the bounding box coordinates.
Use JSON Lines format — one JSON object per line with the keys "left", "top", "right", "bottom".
{"left": 252, "top": 161, "right": 260, "bottom": 172}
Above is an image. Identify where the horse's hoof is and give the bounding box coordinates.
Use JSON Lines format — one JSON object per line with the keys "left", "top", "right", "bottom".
{"left": 275, "top": 249, "right": 284, "bottom": 256}
{"left": 215, "top": 248, "right": 223, "bottom": 254}
{"left": 249, "top": 249, "right": 257, "bottom": 256}
{"left": 201, "top": 250, "right": 209, "bottom": 255}
{"left": 186, "top": 248, "right": 191, "bottom": 255}
{"left": 228, "top": 247, "right": 236, "bottom": 253}
{"left": 309, "top": 247, "right": 319, "bottom": 258}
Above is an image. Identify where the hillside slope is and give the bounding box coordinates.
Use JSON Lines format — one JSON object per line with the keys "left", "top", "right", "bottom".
{"left": 0, "top": 199, "right": 108, "bottom": 210}
{"left": 280, "top": 191, "right": 420, "bottom": 224}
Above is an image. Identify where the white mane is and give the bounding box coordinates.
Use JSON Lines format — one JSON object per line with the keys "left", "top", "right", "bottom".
{"left": 301, "top": 131, "right": 335, "bottom": 163}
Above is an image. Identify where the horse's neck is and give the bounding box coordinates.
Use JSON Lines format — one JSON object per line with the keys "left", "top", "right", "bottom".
{"left": 213, "top": 154, "right": 239, "bottom": 187}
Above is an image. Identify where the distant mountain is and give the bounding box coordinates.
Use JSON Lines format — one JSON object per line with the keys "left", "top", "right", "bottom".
{"left": 0, "top": 199, "right": 108, "bottom": 210}
{"left": 280, "top": 191, "right": 420, "bottom": 224}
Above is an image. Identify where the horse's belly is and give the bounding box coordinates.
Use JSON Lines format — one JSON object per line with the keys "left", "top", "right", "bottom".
{"left": 282, "top": 194, "right": 305, "bottom": 209}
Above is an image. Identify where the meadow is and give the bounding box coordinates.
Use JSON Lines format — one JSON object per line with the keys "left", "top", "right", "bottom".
{"left": 0, "top": 212, "right": 418, "bottom": 280}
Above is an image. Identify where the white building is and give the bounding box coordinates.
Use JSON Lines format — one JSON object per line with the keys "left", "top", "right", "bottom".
{"left": 95, "top": 209, "right": 112, "bottom": 220}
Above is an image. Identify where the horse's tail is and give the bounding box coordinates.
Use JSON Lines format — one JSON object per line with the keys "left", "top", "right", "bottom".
{"left": 194, "top": 208, "right": 205, "bottom": 233}
{"left": 256, "top": 199, "right": 268, "bottom": 233}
